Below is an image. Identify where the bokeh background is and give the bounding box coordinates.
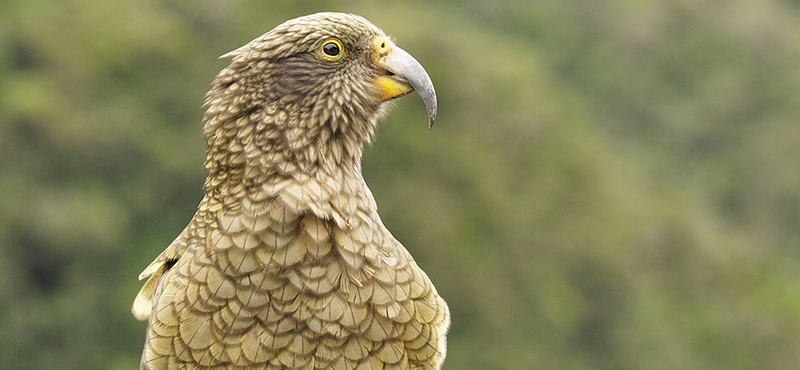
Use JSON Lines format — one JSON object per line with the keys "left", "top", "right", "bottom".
{"left": 2, "top": 0, "right": 800, "bottom": 369}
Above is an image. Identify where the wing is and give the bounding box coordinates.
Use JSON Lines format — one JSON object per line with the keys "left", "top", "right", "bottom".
{"left": 132, "top": 200, "right": 217, "bottom": 321}
{"left": 132, "top": 228, "right": 190, "bottom": 321}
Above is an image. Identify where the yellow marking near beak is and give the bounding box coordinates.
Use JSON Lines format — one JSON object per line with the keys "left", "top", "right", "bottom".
{"left": 372, "top": 36, "right": 413, "bottom": 100}
{"left": 371, "top": 36, "right": 394, "bottom": 61}
{"left": 374, "top": 75, "right": 414, "bottom": 101}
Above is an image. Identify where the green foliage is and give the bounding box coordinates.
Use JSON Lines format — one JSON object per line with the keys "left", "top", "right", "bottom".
{"left": 2, "top": 0, "right": 799, "bottom": 368}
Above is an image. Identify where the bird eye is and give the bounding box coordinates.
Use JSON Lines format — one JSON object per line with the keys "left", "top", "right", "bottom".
{"left": 320, "top": 39, "right": 344, "bottom": 60}
{"left": 323, "top": 41, "right": 340, "bottom": 56}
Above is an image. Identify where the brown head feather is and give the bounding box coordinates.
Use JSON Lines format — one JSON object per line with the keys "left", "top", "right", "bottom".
{"left": 202, "top": 13, "right": 391, "bottom": 202}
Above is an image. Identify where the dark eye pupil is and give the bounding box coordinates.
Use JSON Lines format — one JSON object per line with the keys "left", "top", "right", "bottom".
{"left": 323, "top": 42, "right": 340, "bottom": 56}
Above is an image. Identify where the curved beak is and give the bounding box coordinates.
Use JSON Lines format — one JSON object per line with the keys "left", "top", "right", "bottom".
{"left": 374, "top": 42, "right": 438, "bottom": 129}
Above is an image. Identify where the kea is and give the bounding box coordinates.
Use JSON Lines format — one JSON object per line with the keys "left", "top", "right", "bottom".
{"left": 131, "top": 12, "right": 450, "bottom": 370}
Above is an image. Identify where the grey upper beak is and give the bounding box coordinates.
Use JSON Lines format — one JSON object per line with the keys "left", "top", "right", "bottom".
{"left": 378, "top": 46, "right": 438, "bottom": 129}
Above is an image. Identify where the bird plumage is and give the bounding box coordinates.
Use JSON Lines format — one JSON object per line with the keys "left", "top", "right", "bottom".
{"left": 133, "top": 12, "right": 449, "bottom": 370}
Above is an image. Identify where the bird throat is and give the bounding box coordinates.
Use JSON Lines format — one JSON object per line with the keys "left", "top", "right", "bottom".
{"left": 200, "top": 100, "right": 383, "bottom": 226}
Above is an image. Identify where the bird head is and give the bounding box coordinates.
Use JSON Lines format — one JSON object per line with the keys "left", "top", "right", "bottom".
{"left": 202, "top": 13, "right": 436, "bottom": 179}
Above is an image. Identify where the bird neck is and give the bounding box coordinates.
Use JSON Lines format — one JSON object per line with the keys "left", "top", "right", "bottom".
{"left": 199, "top": 107, "right": 378, "bottom": 220}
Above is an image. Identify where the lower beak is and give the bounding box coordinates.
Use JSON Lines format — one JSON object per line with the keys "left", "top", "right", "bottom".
{"left": 375, "top": 45, "right": 438, "bottom": 129}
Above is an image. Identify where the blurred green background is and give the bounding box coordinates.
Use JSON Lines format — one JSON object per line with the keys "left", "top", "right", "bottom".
{"left": 2, "top": 0, "right": 800, "bottom": 369}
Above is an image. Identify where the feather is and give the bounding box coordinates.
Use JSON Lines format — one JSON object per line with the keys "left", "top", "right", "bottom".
{"left": 134, "top": 12, "right": 449, "bottom": 370}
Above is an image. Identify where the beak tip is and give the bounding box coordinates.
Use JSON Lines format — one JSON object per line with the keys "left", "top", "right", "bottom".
{"left": 426, "top": 95, "right": 437, "bottom": 130}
